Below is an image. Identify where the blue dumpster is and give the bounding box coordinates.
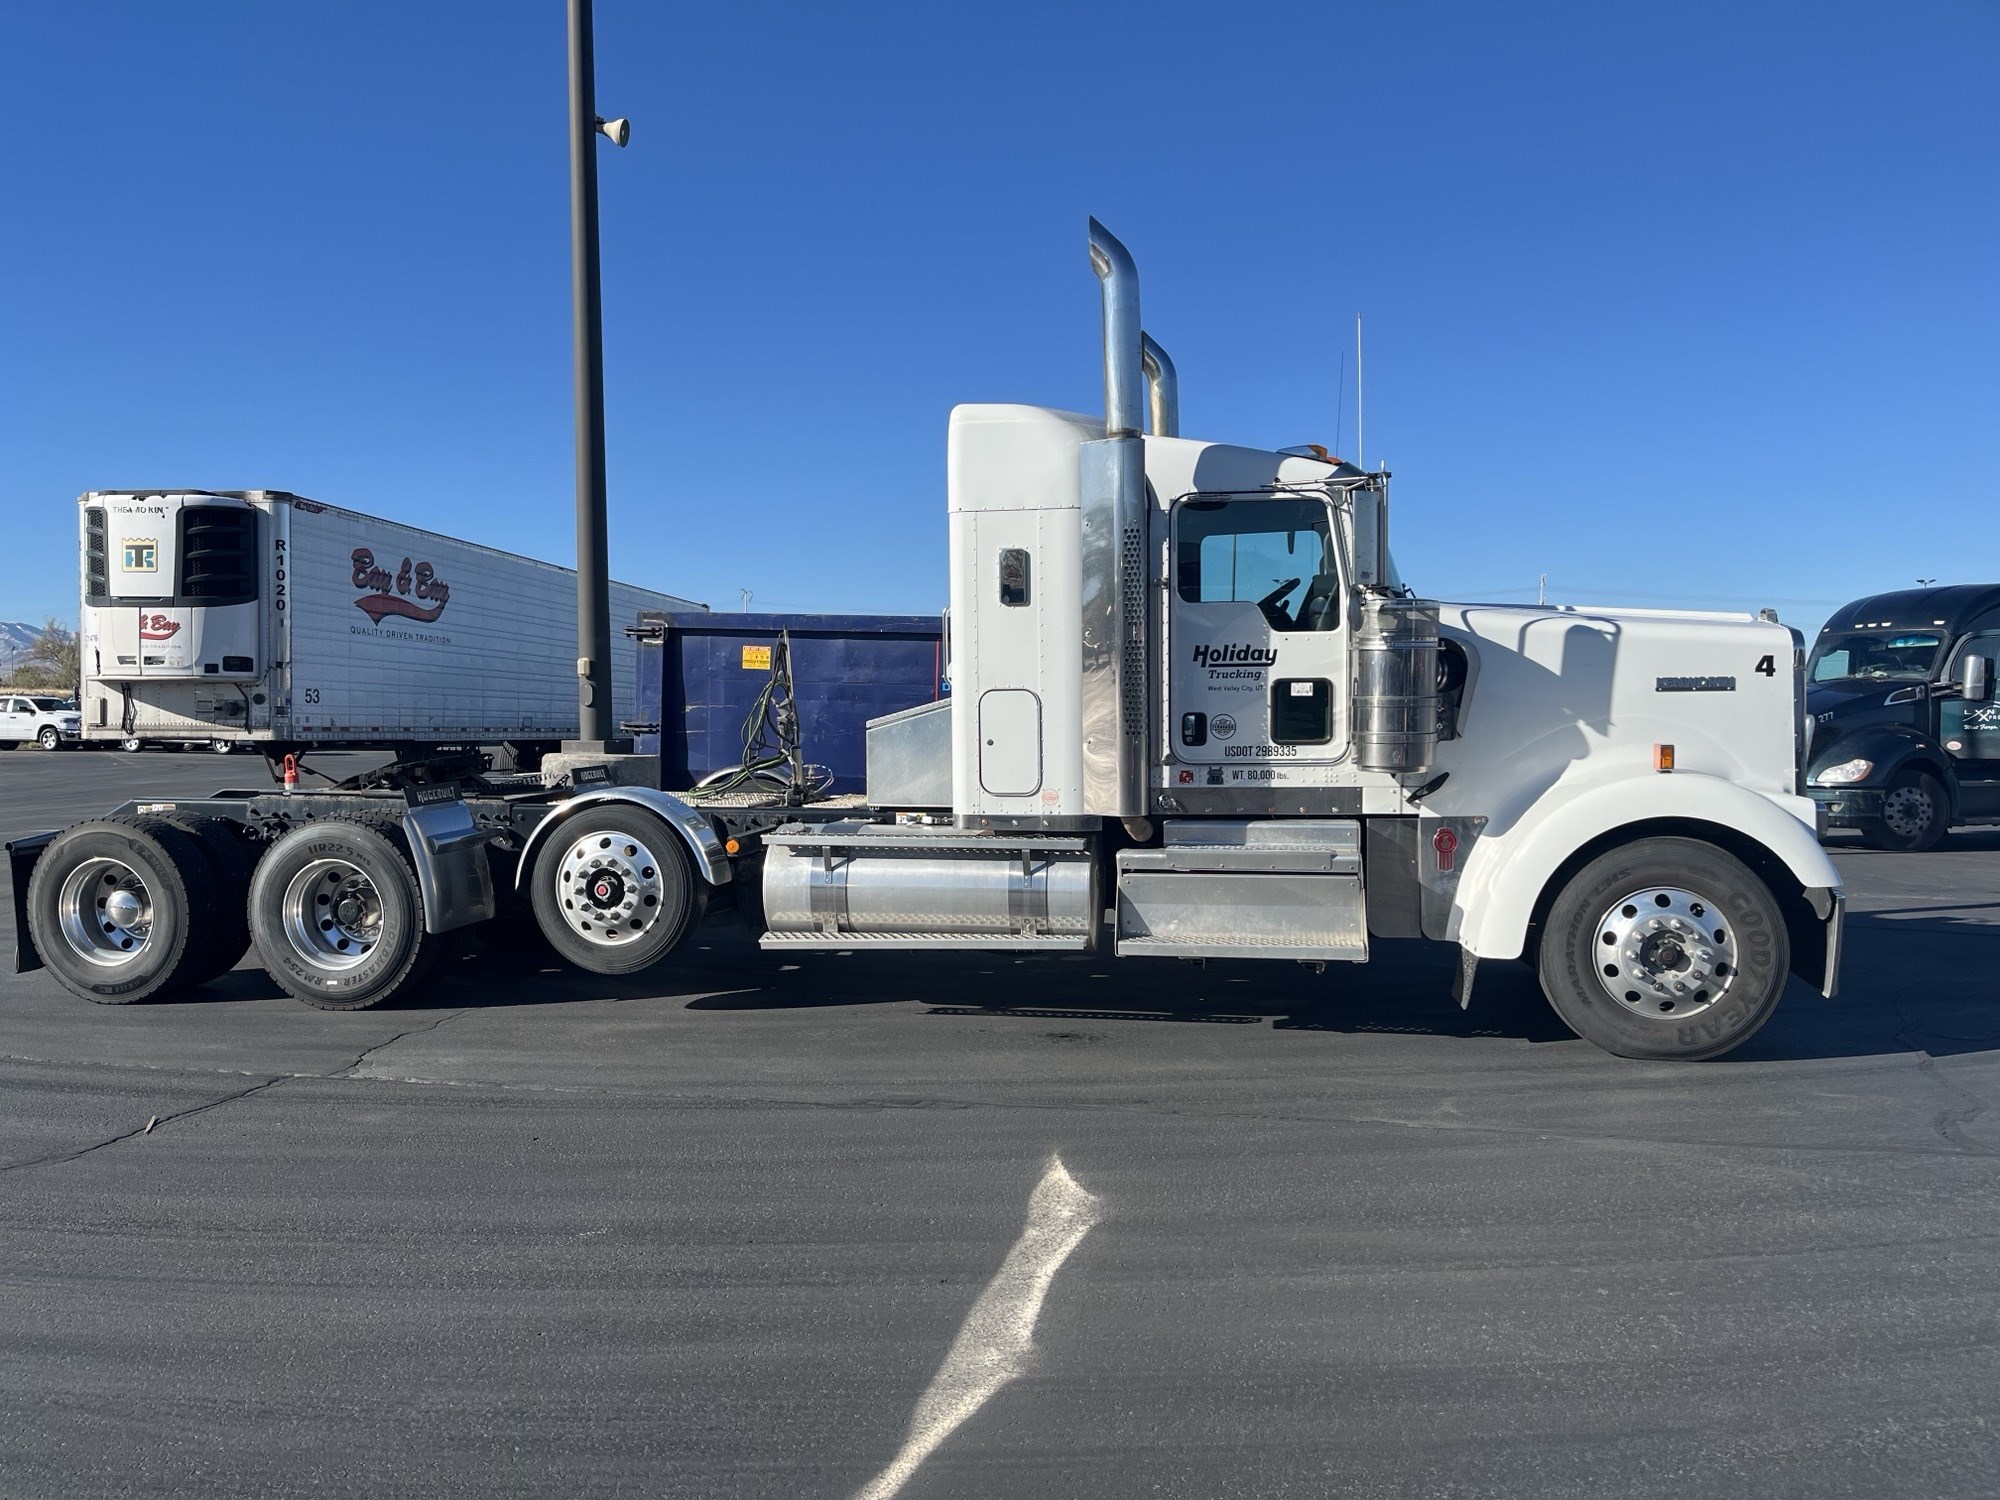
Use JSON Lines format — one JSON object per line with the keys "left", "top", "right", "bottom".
{"left": 630, "top": 611, "right": 945, "bottom": 794}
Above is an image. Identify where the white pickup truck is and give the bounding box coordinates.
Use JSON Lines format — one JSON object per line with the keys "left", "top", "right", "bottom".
{"left": 0, "top": 694, "right": 83, "bottom": 750}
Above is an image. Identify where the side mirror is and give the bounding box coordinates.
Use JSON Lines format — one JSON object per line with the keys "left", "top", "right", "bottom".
{"left": 1964, "top": 655, "right": 1992, "bottom": 703}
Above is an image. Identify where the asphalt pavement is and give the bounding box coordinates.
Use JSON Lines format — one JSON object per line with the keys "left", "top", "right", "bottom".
{"left": 2, "top": 748, "right": 1995, "bottom": 1498}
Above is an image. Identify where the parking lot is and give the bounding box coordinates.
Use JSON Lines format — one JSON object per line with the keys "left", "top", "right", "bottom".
{"left": 2, "top": 749, "right": 1995, "bottom": 1498}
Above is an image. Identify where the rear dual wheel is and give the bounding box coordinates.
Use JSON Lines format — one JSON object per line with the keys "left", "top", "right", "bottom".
{"left": 247, "top": 820, "right": 441, "bottom": 1010}
{"left": 26, "top": 818, "right": 220, "bottom": 1003}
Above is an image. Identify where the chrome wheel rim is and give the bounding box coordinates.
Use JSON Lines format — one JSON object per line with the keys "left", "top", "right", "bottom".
{"left": 1882, "top": 784, "right": 1934, "bottom": 839}
{"left": 1592, "top": 886, "right": 1737, "bottom": 1019}
{"left": 555, "top": 830, "right": 665, "bottom": 947}
{"left": 58, "top": 858, "right": 154, "bottom": 966}
{"left": 39, "top": 728, "right": 59, "bottom": 749}
{"left": 281, "top": 858, "right": 383, "bottom": 971}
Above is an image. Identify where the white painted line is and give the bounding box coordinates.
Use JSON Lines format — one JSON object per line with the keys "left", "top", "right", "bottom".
{"left": 854, "top": 1154, "right": 1103, "bottom": 1500}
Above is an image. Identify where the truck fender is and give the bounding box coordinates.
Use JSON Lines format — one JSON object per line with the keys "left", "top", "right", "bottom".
{"left": 1452, "top": 772, "right": 1840, "bottom": 964}
{"left": 1807, "top": 723, "right": 1959, "bottom": 803}
{"left": 513, "top": 788, "right": 732, "bottom": 891}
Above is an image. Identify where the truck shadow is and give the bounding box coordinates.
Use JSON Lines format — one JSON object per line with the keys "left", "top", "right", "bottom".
{"left": 146, "top": 907, "right": 1998, "bottom": 1066}
{"left": 425, "top": 916, "right": 1997, "bottom": 1063}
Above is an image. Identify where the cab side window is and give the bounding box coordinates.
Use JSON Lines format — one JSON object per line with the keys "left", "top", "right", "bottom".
{"left": 1951, "top": 630, "right": 2000, "bottom": 685}
{"left": 1175, "top": 497, "right": 1339, "bottom": 632}
{"left": 1945, "top": 631, "right": 2000, "bottom": 757}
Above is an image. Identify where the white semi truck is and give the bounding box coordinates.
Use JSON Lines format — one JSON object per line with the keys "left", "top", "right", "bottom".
{"left": 8, "top": 222, "right": 1842, "bottom": 1060}
{"left": 77, "top": 490, "right": 704, "bottom": 758}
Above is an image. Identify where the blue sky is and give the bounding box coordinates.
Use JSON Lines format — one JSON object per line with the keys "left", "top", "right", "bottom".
{"left": 2, "top": 2, "right": 1994, "bottom": 638}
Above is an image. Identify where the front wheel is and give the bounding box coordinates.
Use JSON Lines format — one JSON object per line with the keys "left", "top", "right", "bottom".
{"left": 248, "top": 820, "right": 440, "bottom": 1010}
{"left": 37, "top": 726, "right": 62, "bottom": 751}
{"left": 529, "top": 806, "right": 705, "bottom": 974}
{"left": 1538, "top": 837, "right": 1790, "bottom": 1060}
{"left": 1858, "top": 769, "right": 1948, "bottom": 852}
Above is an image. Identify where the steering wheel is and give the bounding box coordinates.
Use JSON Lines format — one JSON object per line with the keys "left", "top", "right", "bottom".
{"left": 1255, "top": 577, "right": 1302, "bottom": 629}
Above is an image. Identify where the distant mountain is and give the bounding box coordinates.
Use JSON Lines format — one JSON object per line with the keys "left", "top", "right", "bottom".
{"left": 0, "top": 620, "right": 45, "bottom": 675}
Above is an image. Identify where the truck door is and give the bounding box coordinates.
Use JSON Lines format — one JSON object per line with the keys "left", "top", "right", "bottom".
{"left": 1942, "top": 629, "right": 2000, "bottom": 817}
{"left": 1166, "top": 494, "right": 1349, "bottom": 781}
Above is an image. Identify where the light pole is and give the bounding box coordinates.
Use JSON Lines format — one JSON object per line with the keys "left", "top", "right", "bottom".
{"left": 566, "top": 0, "right": 629, "bottom": 753}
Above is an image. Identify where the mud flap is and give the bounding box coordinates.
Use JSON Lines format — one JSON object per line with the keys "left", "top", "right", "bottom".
{"left": 401, "top": 794, "right": 496, "bottom": 935}
{"left": 1452, "top": 945, "right": 1478, "bottom": 1010}
{"left": 7, "top": 832, "right": 55, "bottom": 973}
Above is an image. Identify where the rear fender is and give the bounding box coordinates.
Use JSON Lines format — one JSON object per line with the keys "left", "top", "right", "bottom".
{"left": 514, "top": 788, "right": 732, "bottom": 891}
{"left": 1454, "top": 773, "right": 1840, "bottom": 972}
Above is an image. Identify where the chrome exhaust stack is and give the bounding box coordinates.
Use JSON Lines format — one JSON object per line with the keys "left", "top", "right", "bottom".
{"left": 1140, "top": 332, "right": 1179, "bottom": 438}
{"left": 1089, "top": 218, "right": 1145, "bottom": 437}
{"left": 1080, "top": 217, "right": 1149, "bottom": 818}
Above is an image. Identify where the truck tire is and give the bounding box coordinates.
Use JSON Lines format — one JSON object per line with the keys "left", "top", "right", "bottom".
{"left": 159, "top": 815, "right": 258, "bottom": 983}
{"left": 248, "top": 820, "right": 440, "bottom": 1010}
{"left": 1858, "top": 769, "right": 1948, "bottom": 852}
{"left": 117, "top": 737, "right": 143, "bottom": 753}
{"left": 1537, "top": 836, "right": 1789, "bottom": 1061}
{"left": 25, "top": 817, "right": 219, "bottom": 1003}
{"left": 37, "top": 725, "right": 62, "bottom": 751}
{"left": 529, "top": 805, "right": 706, "bottom": 975}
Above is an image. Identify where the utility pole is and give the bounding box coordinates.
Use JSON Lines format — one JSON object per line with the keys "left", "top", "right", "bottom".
{"left": 566, "top": 0, "right": 629, "bottom": 752}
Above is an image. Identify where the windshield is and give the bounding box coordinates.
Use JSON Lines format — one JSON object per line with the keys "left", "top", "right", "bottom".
{"left": 30, "top": 697, "right": 75, "bottom": 712}
{"left": 1807, "top": 631, "right": 1944, "bottom": 684}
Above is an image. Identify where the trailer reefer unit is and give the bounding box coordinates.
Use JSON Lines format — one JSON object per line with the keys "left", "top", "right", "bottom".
{"left": 14, "top": 220, "right": 1845, "bottom": 1064}
{"left": 77, "top": 490, "right": 704, "bottom": 754}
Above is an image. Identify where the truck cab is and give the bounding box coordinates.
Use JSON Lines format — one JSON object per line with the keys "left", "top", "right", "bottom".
{"left": 1805, "top": 585, "right": 2000, "bottom": 849}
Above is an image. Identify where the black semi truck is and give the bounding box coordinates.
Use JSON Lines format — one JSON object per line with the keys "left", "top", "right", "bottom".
{"left": 1804, "top": 584, "right": 2000, "bottom": 850}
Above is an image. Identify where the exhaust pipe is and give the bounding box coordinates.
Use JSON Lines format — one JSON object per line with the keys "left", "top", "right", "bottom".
{"left": 1140, "top": 333, "right": 1178, "bottom": 438}
{"left": 1088, "top": 218, "right": 1144, "bottom": 438}
{"left": 1080, "top": 218, "right": 1149, "bottom": 817}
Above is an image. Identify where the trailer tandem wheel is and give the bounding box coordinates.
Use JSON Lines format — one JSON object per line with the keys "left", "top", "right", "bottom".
{"left": 1538, "top": 836, "right": 1790, "bottom": 1060}
{"left": 247, "top": 820, "right": 441, "bottom": 1010}
{"left": 25, "top": 817, "right": 220, "bottom": 1003}
{"left": 528, "top": 805, "right": 706, "bottom": 975}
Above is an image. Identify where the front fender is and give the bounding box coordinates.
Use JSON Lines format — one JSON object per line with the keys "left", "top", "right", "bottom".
{"left": 1454, "top": 772, "right": 1839, "bottom": 962}
{"left": 515, "top": 788, "right": 732, "bottom": 890}
{"left": 1807, "top": 722, "right": 1957, "bottom": 796}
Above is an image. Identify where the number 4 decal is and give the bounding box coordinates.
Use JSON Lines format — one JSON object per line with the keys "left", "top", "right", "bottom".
{"left": 1755, "top": 654, "right": 1777, "bottom": 677}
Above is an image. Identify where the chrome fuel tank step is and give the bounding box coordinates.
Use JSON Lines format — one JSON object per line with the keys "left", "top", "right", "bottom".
{"left": 1114, "top": 819, "right": 1367, "bottom": 961}
{"left": 759, "top": 821, "right": 1097, "bottom": 951}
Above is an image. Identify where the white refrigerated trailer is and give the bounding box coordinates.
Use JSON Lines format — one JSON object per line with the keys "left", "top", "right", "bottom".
{"left": 10, "top": 221, "right": 1844, "bottom": 1061}
{"left": 78, "top": 490, "right": 704, "bottom": 757}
